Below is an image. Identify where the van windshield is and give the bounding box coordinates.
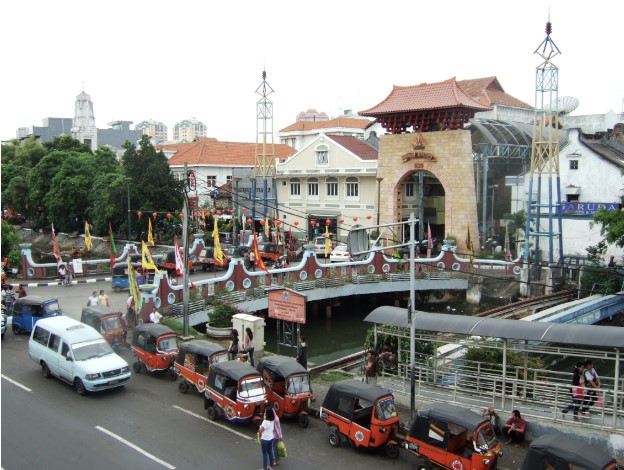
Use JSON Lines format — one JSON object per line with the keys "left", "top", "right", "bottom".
{"left": 72, "top": 339, "right": 113, "bottom": 361}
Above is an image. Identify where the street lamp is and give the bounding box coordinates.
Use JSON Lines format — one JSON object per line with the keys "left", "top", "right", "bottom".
{"left": 376, "top": 177, "right": 383, "bottom": 227}
{"left": 490, "top": 184, "right": 498, "bottom": 238}
{"left": 233, "top": 177, "right": 242, "bottom": 258}
{"left": 125, "top": 178, "right": 132, "bottom": 241}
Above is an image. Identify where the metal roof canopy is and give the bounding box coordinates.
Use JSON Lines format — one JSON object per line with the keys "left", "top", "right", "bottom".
{"left": 364, "top": 306, "right": 624, "bottom": 349}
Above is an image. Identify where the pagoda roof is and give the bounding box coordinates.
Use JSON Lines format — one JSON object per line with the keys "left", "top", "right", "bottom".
{"left": 168, "top": 137, "right": 296, "bottom": 166}
{"left": 457, "top": 76, "right": 532, "bottom": 109}
{"left": 359, "top": 77, "right": 492, "bottom": 116}
{"left": 279, "top": 116, "right": 374, "bottom": 133}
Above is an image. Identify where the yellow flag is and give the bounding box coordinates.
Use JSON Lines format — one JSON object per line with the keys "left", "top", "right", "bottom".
{"left": 148, "top": 219, "right": 155, "bottom": 246}
{"left": 213, "top": 217, "right": 224, "bottom": 264}
{"left": 84, "top": 221, "right": 92, "bottom": 250}
{"left": 466, "top": 223, "right": 475, "bottom": 264}
{"left": 324, "top": 223, "right": 331, "bottom": 257}
{"left": 265, "top": 213, "right": 270, "bottom": 238}
{"left": 142, "top": 240, "right": 161, "bottom": 274}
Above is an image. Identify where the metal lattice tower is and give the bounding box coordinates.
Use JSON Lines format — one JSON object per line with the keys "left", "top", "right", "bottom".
{"left": 251, "top": 70, "right": 279, "bottom": 228}
{"left": 523, "top": 19, "right": 564, "bottom": 266}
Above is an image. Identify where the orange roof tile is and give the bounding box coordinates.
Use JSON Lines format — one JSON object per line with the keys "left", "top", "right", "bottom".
{"left": 279, "top": 116, "right": 374, "bottom": 133}
{"left": 359, "top": 78, "right": 492, "bottom": 116}
{"left": 457, "top": 77, "right": 532, "bottom": 109}
{"left": 326, "top": 135, "right": 378, "bottom": 161}
{"left": 167, "top": 137, "right": 296, "bottom": 166}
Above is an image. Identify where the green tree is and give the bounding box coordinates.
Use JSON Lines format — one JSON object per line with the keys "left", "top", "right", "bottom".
{"left": 28, "top": 151, "right": 66, "bottom": 219}
{"left": 1, "top": 220, "right": 21, "bottom": 259}
{"left": 87, "top": 173, "right": 126, "bottom": 235}
{"left": 1, "top": 176, "right": 31, "bottom": 217}
{"left": 43, "top": 135, "right": 92, "bottom": 154}
{"left": 592, "top": 207, "right": 624, "bottom": 249}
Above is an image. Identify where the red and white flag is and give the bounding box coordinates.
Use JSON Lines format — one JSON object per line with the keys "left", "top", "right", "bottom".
{"left": 51, "top": 223, "right": 62, "bottom": 267}
{"left": 427, "top": 223, "right": 433, "bottom": 258}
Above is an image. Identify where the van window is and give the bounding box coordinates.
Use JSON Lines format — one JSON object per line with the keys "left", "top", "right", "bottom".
{"left": 33, "top": 326, "right": 50, "bottom": 346}
{"left": 61, "top": 342, "right": 70, "bottom": 358}
{"left": 48, "top": 333, "right": 61, "bottom": 352}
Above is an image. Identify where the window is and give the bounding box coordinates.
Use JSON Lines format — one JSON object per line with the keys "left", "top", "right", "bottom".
{"left": 326, "top": 177, "right": 338, "bottom": 197}
{"left": 345, "top": 177, "right": 359, "bottom": 198}
{"left": 406, "top": 182, "right": 415, "bottom": 197}
{"left": 570, "top": 160, "right": 579, "bottom": 170}
{"left": 567, "top": 194, "right": 579, "bottom": 202}
{"left": 48, "top": 333, "right": 61, "bottom": 352}
{"left": 307, "top": 178, "right": 319, "bottom": 197}
{"left": 290, "top": 178, "right": 301, "bottom": 196}
{"left": 207, "top": 175, "right": 217, "bottom": 187}
{"left": 226, "top": 175, "right": 232, "bottom": 185}
{"left": 316, "top": 144, "right": 329, "bottom": 165}
{"left": 33, "top": 326, "right": 50, "bottom": 346}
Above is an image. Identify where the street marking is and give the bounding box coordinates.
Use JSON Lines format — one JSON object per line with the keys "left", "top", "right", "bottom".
{"left": 1, "top": 374, "right": 32, "bottom": 392}
{"left": 95, "top": 425, "right": 175, "bottom": 469}
{"left": 172, "top": 405, "right": 254, "bottom": 441}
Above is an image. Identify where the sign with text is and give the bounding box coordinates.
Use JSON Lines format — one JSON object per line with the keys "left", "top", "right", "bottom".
{"left": 268, "top": 289, "right": 306, "bottom": 324}
{"left": 560, "top": 202, "right": 620, "bottom": 216}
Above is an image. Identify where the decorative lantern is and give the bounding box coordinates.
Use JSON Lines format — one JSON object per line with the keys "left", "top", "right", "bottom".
{"left": 260, "top": 219, "right": 265, "bottom": 226}
{"left": 294, "top": 221, "right": 299, "bottom": 226}
{"left": 367, "top": 215, "right": 372, "bottom": 220}
{"left": 229, "top": 209, "right": 235, "bottom": 215}
{"left": 152, "top": 212, "right": 158, "bottom": 219}
{"left": 275, "top": 220, "right": 281, "bottom": 226}
{"left": 179, "top": 213, "right": 184, "bottom": 219}
{"left": 167, "top": 213, "right": 172, "bottom": 219}
{"left": 217, "top": 210, "right": 222, "bottom": 216}
{"left": 339, "top": 219, "right": 344, "bottom": 224}
{"left": 325, "top": 219, "right": 331, "bottom": 226}
{"left": 353, "top": 217, "right": 358, "bottom": 222}
{"left": 137, "top": 211, "right": 143, "bottom": 218}
{"left": 242, "top": 207, "right": 247, "bottom": 213}
{"left": 310, "top": 220, "right": 316, "bottom": 227}
{"left": 247, "top": 219, "right": 252, "bottom": 225}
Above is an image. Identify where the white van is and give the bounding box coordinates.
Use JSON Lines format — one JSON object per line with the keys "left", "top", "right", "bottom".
{"left": 29, "top": 316, "right": 131, "bottom": 395}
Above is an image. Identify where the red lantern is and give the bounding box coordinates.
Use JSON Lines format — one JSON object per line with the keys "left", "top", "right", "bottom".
{"left": 260, "top": 219, "right": 265, "bottom": 226}
{"left": 367, "top": 215, "right": 372, "bottom": 220}
{"left": 339, "top": 219, "right": 344, "bottom": 223}
{"left": 310, "top": 220, "right": 316, "bottom": 227}
{"left": 152, "top": 212, "right": 158, "bottom": 219}
{"left": 241, "top": 207, "right": 247, "bottom": 213}
{"left": 325, "top": 219, "right": 331, "bottom": 225}
{"left": 294, "top": 221, "right": 299, "bottom": 226}
{"left": 247, "top": 219, "right": 252, "bottom": 225}
{"left": 229, "top": 209, "right": 235, "bottom": 215}
{"left": 179, "top": 213, "right": 184, "bottom": 218}
{"left": 167, "top": 213, "right": 172, "bottom": 219}
{"left": 137, "top": 211, "right": 142, "bottom": 218}
{"left": 275, "top": 220, "right": 281, "bottom": 226}
{"left": 217, "top": 210, "right": 222, "bottom": 216}
{"left": 353, "top": 217, "right": 358, "bottom": 222}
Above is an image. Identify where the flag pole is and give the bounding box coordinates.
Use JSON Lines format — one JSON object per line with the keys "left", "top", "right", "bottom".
{"left": 182, "top": 162, "right": 190, "bottom": 338}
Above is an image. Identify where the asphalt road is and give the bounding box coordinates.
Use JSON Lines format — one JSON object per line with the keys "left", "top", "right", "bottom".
{"left": 1, "top": 282, "right": 414, "bottom": 470}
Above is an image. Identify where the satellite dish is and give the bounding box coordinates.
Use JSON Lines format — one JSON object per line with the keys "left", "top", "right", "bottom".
{"left": 557, "top": 96, "right": 579, "bottom": 116}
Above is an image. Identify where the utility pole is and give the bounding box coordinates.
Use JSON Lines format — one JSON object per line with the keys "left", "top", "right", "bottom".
{"left": 182, "top": 163, "right": 191, "bottom": 337}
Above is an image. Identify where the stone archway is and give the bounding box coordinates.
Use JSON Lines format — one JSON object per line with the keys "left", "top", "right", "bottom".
{"left": 376, "top": 130, "right": 478, "bottom": 251}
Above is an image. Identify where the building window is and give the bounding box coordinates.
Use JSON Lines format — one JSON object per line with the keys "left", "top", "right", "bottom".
{"left": 406, "top": 182, "right": 415, "bottom": 197}
{"left": 290, "top": 178, "right": 301, "bottom": 197}
{"left": 567, "top": 194, "right": 579, "bottom": 202}
{"left": 569, "top": 160, "right": 579, "bottom": 170}
{"left": 326, "top": 177, "right": 338, "bottom": 197}
{"left": 345, "top": 177, "right": 359, "bottom": 198}
{"left": 316, "top": 144, "right": 329, "bottom": 165}
{"left": 207, "top": 175, "right": 217, "bottom": 187}
{"left": 226, "top": 175, "right": 232, "bottom": 185}
{"left": 307, "top": 177, "right": 319, "bottom": 197}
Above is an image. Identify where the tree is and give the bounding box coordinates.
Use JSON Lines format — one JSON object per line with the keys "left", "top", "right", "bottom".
{"left": 1, "top": 176, "right": 30, "bottom": 217}
{"left": 592, "top": 207, "right": 624, "bottom": 248}
{"left": 87, "top": 173, "right": 126, "bottom": 234}
{"left": 28, "top": 151, "right": 66, "bottom": 219}
{"left": 1, "top": 220, "right": 21, "bottom": 260}
{"left": 43, "top": 135, "right": 93, "bottom": 154}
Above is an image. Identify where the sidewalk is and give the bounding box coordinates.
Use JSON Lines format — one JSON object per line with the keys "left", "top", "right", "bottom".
{"left": 6, "top": 276, "right": 111, "bottom": 288}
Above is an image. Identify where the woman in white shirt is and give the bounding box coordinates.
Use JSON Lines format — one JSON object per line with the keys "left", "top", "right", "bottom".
{"left": 258, "top": 407, "right": 276, "bottom": 470}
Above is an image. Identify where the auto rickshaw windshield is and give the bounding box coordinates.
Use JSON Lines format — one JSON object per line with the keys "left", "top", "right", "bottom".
{"left": 239, "top": 377, "right": 264, "bottom": 399}
{"left": 44, "top": 301, "right": 61, "bottom": 313}
{"left": 475, "top": 423, "right": 498, "bottom": 450}
{"left": 101, "top": 316, "right": 122, "bottom": 332}
{"left": 375, "top": 398, "right": 398, "bottom": 420}
{"left": 157, "top": 336, "right": 178, "bottom": 352}
{"left": 212, "top": 352, "right": 229, "bottom": 364}
{"left": 72, "top": 339, "right": 113, "bottom": 361}
{"left": 287, "top": 374, "right": 311, "bottom": 394}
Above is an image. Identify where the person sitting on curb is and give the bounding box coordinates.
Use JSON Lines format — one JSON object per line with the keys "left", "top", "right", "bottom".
{"left": 502, "top": 409, "right": 526, "bottom": 447}
{"left": 482, "top": 406, "right": 501, "bottom": 435}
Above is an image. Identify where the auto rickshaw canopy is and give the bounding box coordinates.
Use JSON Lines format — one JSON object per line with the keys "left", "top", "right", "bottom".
{"left": 13, "top": 296, "right": 62, "bottom": 316}
{"left": 175, "top": 340, "right": 226, "bottom": 364}
{"left": 209, "top": 360, "right": 262, "bottom": 382}
{"left": 132, "top": 323, "right": 175, "bottom": 344}
{"left": 81, "top": 305, "right": 122, "bottom": 321}
{"left": 520, "top": 434, "right": 617, "bottom": 470}
{"left": 256, "top": 355, "right": 308, "bottom": 378}
{"left": 322, "top": 379, "right": 393, "bottom": 412}
{"left": 410, "top": 404, "right": 489, "bottom": 436}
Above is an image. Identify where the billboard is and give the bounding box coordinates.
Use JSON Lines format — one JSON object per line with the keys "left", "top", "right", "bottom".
{"left": 268, "top": 289, "right": 306, "bottom": 324}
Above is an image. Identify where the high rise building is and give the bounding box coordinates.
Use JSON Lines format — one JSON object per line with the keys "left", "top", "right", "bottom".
{"left": 173, "top": 118, "right": 207, "bottom": 143}
{"left": 136, "top": 119, "right": 168, "bottom": 144}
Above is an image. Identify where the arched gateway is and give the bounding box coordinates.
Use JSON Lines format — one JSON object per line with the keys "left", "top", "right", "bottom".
{"left": 360, "top": 78, "right": 487, "bottom": 250}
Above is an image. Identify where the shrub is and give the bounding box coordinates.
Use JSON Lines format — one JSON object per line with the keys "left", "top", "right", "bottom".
{"left": 208, "top": 296, "right": 245, "bottom": 328}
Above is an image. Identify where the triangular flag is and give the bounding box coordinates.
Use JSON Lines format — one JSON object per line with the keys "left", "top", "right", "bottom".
{"left": 252, "top": 232, "right": 269, "bottom": 274}
{"left": 51, "top": 223, "right": 62, "bottom": 267}
{"left": 213, "top": 217, "right": 224, "bottom": 264}
{"left": 128, "top": 257, "right": 142, "bottom": 321}
{"left": 109, "top": 222, "right": 117, "bottom": 270}
{"left": 142, "top": 240, "right": 161, "bottom": 274}
{"left": 84, "top": 221, "right": 93, "bottom": 251}
{"left": 148, "top": 218, "right": 155, "bottom": 246}
{"left": 504, "top": 222, "right": 513, "bottom": 261}
{"left": 466, "top": 223, "right": 475, "bottom": 264}
{"left": 324, "top": 223, "right": 331, "bottom": 257}
{"left": 427, "top": 223, "right": 432, "bottom": 258}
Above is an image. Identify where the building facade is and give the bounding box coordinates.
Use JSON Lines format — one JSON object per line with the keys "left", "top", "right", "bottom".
{"left": 172, "top": 118, "right": 207, "bottom": 143}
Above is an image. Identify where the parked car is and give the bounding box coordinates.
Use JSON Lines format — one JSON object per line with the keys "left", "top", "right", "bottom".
{"left": 131, "top": 323, "right": 179, "bottom": 377}
{"left": 1, "top": 312, "right": 6, "bottom": 339}
{"left": 174, "top": 339, "right": 228, "bottom": 394}
{"left": 520, "top": 434, "right": 619, "bottom": 470}
{"left": 329, "top": 245, "right": 351, "bottom": 263}
{"left": 158, "top": 249, "right": 194, "bottom": 276}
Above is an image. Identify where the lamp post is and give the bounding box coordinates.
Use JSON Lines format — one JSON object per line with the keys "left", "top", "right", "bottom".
{"left": 125, "top": 178, "right": 131, "bottom": 241}
{"left": 490, "top": 184, "right": 498, "bottom": 238}
{"left": 233, "top": 177, "right": 241, "bottom": 258}
{"left": 376, "top": 177, "right": 383, "bottom": 227}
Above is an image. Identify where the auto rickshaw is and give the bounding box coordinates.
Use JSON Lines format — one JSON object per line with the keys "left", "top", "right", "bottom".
{"left": 174, "top": 339, "right": 228, "bottom": 394}
{"left": 520, "top": 434, "right": 620, "bottom": 470}
{"left": 130, "top": 323, "right": 179, "bottom": 378}
{"left": 404, "top": 404, "right": 502, "bottom": 470}
{"left": 80, "top": 306, "right": 127, "bottom": 353}
{"left": 319, "top": 379, "right": 400, "bottom": 458}
{"left": 203, "top": 360, "right": 267, "bottom": 425}
{"left": 256, "top": 355, "right": 313, "bottom": 427}
{"left": 111, "top": 262, "right": 147, "bottom": 293}
{"left": 12, "top": 296, "right": 63, "bottom": 335}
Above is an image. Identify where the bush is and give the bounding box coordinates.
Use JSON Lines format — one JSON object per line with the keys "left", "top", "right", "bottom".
{"left": 208, "top": 296, "right": 245, "bottom": 328}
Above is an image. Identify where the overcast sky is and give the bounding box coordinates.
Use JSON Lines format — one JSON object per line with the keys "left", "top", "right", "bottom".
{"left": 2, "top": 0, "right": 622, "bottom": 144}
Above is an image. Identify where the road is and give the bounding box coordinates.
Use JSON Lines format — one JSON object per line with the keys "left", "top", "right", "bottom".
{"left": 1, "top": 282, "right": 414, "bottom": 470}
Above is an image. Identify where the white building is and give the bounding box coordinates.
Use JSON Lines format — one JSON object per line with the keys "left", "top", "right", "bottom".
{"left": 136, "top": 119, "right": 168, "bottom": 144}
{"left": 173, "top": 118, "right": 207, "bottom": 143}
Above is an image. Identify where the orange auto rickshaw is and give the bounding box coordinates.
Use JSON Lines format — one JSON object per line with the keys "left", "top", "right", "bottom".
{"left": 319, "top": 379, "right": 400, "bottom": 458}
{"left": 174, "top": 339, "right": 228, "bottom": 394}
{"left": 404, "top": 404, "right": 502, "bottom": 470}
{"left": 256, "top": 355, "right": 313, "bottom": 427}
{"left": 80, "top": 306, "right": 127, "bottom": 353}
{"left": 130, "top": 323, "right": 179, "bottom": 378}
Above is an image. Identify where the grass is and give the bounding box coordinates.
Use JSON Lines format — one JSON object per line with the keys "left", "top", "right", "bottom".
{"left": 312, "top": 370, "right": 352, "bottom": 382}
{"left": 161, "top": 317, "right": 204, "bottom": 339}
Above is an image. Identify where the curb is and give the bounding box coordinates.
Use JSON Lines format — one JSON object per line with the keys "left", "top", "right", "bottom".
{"left": 8, "top": 277, "right": 112, "bottom": 288}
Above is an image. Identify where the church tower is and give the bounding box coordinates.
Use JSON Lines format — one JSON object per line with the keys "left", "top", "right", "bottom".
{"left": 71, "top": 90, "right": 98, "bottom": 150}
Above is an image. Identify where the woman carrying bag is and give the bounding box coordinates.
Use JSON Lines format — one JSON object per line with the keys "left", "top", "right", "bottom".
{"left": 272, "top": 411, "right": 286, "bottom": 466}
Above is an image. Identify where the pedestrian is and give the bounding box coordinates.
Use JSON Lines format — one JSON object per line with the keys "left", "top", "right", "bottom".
{"left": 87, "top": 291, "right": 99, "bottom": 306}
{"left": 272, "top": 408, "right": 283, "bottom": 467}
{"left": 98, "top": 289, "right": 110, "bottom": 306}
{"left": 64, "top": 263, "right": 73, "bottom": 286}
{"left": 120, "top": 314, "right": 128, "bottom": 344}
{"left": 17, "top": 284, "right": 27, "bottom": 298}
{"left": 228, "top": 329, "right": 239, "bottom": 361}
{"left": 126, "top": 294, "right": 135, "bottom": 326}
{"left": 562, "top": 361, "right": 585, "bottom": 419}
{"left": 149, "top": 307, "right": 162, "bottom": 324}
{"left": 482, "top": 406, "right": 501, "bottom": 435}
{"left": 365, "top": 350, "right": 377, "bottom": 385}
{"left": 244, "top": 327, "right": 255, "bottom": 367}
{"left": 296, "top": 336, "right": 308, "bottom": 369}
{"left": 258, "top": 407, "right": 276, "bottom": 470}
{"left": 583, "top": 359, "right": 600, "bottom": 414}
{"left": 249, "top": 250, "right": 255, "bottom": 271}
{"left": 58, "top": 264, "right": 66, "bottom": 284}
{"left": 502, "top": 409, "right": 527, "bottom": 447}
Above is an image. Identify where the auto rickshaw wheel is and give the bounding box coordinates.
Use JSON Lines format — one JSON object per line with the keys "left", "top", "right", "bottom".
{"left": 133, "top": 361, "right": 142, "bottom": 373}
{"left": 386, "top": 443, "right": 400, "bottom": 459}
{"left": 416, "top": 462, "right": 432, "bottom": 470}
{"left": 168, "top": 368, "right": 177, "bottom": 381}
{"left": 298, "top": 414, "right": 309, "bottom": 428}
{"left": 75, "top": 378, "right": 87, "bottom": 395}
{"left": 12, "top": 324, "right": 21, "bottom": 335}
{"left": 41, "top": 362, "right": 51, "bottom": 378}
{"left": 112, "top": 342, "right": 122, "bottom": 354}
{"left": 328, "top": 432, "right": 341, "bottom": 448}
{"left": 207, "top": 406, "right": 217, "bottom": 421}
{"left": 114, "top": 286, "right": 121, "bottom": 293}
{"left": 179, "top": 381, "right": 190, "bottom": 394}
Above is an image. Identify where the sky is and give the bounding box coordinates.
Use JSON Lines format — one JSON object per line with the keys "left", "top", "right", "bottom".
{"left": 2, "top": 0, "right": 622, "bottom": 144}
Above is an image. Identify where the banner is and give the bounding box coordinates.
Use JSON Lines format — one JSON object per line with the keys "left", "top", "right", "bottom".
{"left": 324, "top": 224, "right": 331, "bottom": 257}
{"left": 213, "top": 217, "right": 224, "bottom": 264}
{"left": 466, "top": 223, "right": 475, "bottom": 264}
{"left": 252, "top": 233, "right": 269, "bottom": 274}
{"left": 128, "top": 258, "right": 142, "bottom": 318}
{"left": 141, "top": 240, "right": 161, "bottom": 274}
{"left": 174, "top": 235, "right": 184, "bottom": 276}
{"left": 148, "top": 218, "right": 155, "bottom": 246}
{"left": 504, "top": 222, "right": 513, "bottom": 261}
{"left": 84, "top": 221, "right": 93, "bottom": 251}
{"left": 51, "top": 223, "right": 62, "bottom": 267}
{"left": 427, "top": 223, "right": 432, "bottom": 259}
{"left": 109, "top": 222, "right": 117, "bottom": 270}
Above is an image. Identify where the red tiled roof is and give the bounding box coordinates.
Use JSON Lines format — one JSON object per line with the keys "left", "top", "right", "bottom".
{"left": 457, "top": 77, "right": 532, "bottom": 109}
{"left": 167, "top": 137, "right": 296, "bottom": 166}
{"left": 279, "top": 116, "right": 374, "bottom": 133}
{"left": 359, "top": 78, "right": 492, "bottom": 116}
{"left": 326, "top": 135, "right": 378, "bottom": 161}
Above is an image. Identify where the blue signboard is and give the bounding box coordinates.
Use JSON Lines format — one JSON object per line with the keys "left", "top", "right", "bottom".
{"left": 560, "top": 202, "right": 621, "bottom": 216}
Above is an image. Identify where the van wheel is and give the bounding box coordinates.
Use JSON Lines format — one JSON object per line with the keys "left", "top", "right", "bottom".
{"left": 12, "top": 324, "right": 21, "bottom": 335}
{"left": 386, "top": 443, "right": 399, "bottom": 459}
{"left": 298, "top": 414, "right": 309, "bottom": 428}
{"left": 41, "top": 362, "right": 51, "bottom": 378}
{"left": 329, "top": 432, "right": 341, "bottom": 448}
{"left": 207, "top": 406, "right": 217, "bottom": 421}
{"left": 133, "top": 362, "right": 142, "bottom": 373}
{"left": 114, "top": 286, "right": 121, "bottom": 293}
{"left": 75, "top": 378, "right": 87, "bottom": 395}
{"left": 179, "top": 381, "right": 190, "bottom": 394}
